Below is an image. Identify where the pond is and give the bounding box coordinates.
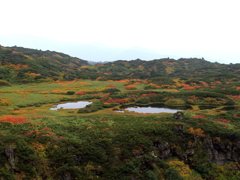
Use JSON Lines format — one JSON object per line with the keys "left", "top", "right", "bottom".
{"left": 119, "top": 104, "right": 191, "bottom": 113}
{"left": 199, "top": 106, "right": 217, "bottom": 110}
{"left": 220, "top": 106, "right": 239, "bottom": 111}
{"left": 199, "top": 106, "right": 238, "bottom": 111}
{"left": 50, "top": 101, "right": 92, "bottom": 110}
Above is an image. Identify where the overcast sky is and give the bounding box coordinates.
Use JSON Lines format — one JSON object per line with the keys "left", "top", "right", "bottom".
{"left": 1, "top": 0, "right": 240, "bottom": 64}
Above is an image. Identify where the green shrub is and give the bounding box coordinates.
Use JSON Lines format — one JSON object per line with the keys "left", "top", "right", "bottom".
{"left": 66, "top": 91, "right": 75, "bottom": 95}
{"left": 137, "top": 98, "right": 150, "bottom": 104}
{"left": 144, "top": 85, "right": 156, "bottom": 90}
{"left": 165, "top": 167, "right": 184, "bottom": 180}
{"left": 0, "top": 80, "right": 11, "bottom": 86}
{"left": 144, "top": 170, "right": 159, "bottom": 180}
{"left": 165, "top": 98, "right": 186, "bottom": 106}
{"left": 102, "top": 88, "right": 121, "bottom": 94}
{"left": 13, "top": 106, "right": 20, "bottom": 110}
{"left": 157, "top": 160, "right": 169, "bottom": 169}
{"left": 77, "top": 101, "right": 104, "bottom": 113}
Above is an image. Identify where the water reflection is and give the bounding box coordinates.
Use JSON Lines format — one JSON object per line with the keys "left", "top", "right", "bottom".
{"left": 112, "top": 108, "right": 125, "bottom": 113}
{"left": 120, "top": 104, "right": 191, "bottom": 113}
{"left": 199, "top": 106, "right": 238, "bottom": 111}
{"left": 220, "top": 106, "right": 238, "bottom": 111}
{"left": 50, "top": 101, "right": 92, "bottom": 110}
{"left": 199, "top": 106, "right": 217, "bottom": 110}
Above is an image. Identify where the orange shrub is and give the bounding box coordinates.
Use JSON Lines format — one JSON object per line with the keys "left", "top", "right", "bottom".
{"left": 183, "top": 86, "right": 195, "bottom": 90}
{"left": 38, "top": 91, "right": 49, "bottom": 94}
{"left": 0, "top": 98, "right": 13, "bottom": 106}
{"left": 170, "top": 89, "right": 180, "bottom": 92}
{"left": 200, "top": 81, "right": 209, "bottom": 87}
{"left": 106, "top": 84, "right": 117, "bottom": 88}
{"left": 51, "top": 89, "right": 67, "bottom": 94}
{"left": 189, "top": 127, "right": 206, "bottom": 137}
{"left": 125, "top": 85, "right": 137, "bottom": 90}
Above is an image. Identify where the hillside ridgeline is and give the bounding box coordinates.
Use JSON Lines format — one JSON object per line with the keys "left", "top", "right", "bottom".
{"left": 1, "top": 46, "right": 240, "bottom": 83}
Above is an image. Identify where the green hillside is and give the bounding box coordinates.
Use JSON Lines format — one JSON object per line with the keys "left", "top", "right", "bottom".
{"left": 1, "top": 45, "right": 240, "bottom": 83}
{"left": 0, "top": 46, "right": 88, "bottom": 83}
{"left": 79, "top": 58, "right": 240, "bottom": 80}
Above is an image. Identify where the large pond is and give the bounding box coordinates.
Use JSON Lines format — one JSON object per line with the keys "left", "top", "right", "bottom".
{"left": 119, "top": 104, "right": 191, "bottom": 113}
{"left": 50, "top": 101, "right": 92, "bottom": 110}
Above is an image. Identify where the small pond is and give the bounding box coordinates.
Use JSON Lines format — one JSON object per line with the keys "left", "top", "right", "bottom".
{"left": 199, "top": 106, "right": 217, "bottom": 110}
{"left": 119, "top": 104, "right": 191, "bottom": 113}
{"left": 199, "top": 106, "right": 238, "bottom": 111}
{"left": 220, "top": 106, "right": 239, "bottom": 111}
{"left": 50, "top": 101, "right": 92, "bottom": 110}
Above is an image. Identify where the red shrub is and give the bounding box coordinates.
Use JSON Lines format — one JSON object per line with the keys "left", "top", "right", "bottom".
{"left": 183, "top": 86, "right": 196, "bottom": 90}
{"left": 42, "top": 127, "right": 52, "bottom": 131}
{"left": 216, "top": 118, "right": 230, "bottom": 123}
{"left": 0, "top": 116, "right": 29, "bottom": 124}
{"left": 107, "top": 98, "right": 128, "bottom": 103}
{"left": 191, "top": 115, "right": 206, "bottom": 119}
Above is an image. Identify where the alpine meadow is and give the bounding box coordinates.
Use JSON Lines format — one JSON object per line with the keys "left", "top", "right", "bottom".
{"left": 1, "top": 45, "right": 240, "bottom": 180}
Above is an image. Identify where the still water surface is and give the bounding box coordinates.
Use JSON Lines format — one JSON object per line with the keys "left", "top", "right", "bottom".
{"left": 50, "top": 101, "right": 237, "bottom": 113}
{"left": 50, "top": 101, "right": 92, "bottom": 110}
{"left": 120, "top": 104, "right": 191, "bottom": 113}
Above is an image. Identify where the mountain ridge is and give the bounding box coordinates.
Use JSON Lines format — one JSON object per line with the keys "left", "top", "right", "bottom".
{"left": 0, "top": 45, "right": 240, "bottom": 83}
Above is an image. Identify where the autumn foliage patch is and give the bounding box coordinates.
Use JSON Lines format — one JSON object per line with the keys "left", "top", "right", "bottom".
{"left": 106, "top": 84, "right": 117, "bottom": 88}
{"left": 216, "top": 118, "right": 231, "bottom": 123}
{"left": 191, "top": 115, "right": 206, "bottom": 119}
{"left": 125, "top": 85, "right": 137, "bottom": 90}
{"left": 188, "top": 127, "right": 206, "bottom": 137}
{"left": 183, "top": 86, "right": 196, "bottom": 90}
{"left": 0, "top": 116, "right": 29, "bottom": 124}
{"left": 107, "top": 98, "right": 128, "bottom": 104}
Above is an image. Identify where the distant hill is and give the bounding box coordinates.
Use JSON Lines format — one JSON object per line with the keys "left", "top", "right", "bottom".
{"left": 0, "top": 45, "right": 240, "bottom": 83}
{"left": 79, "top": 58, "right": 240, "bottom": 80}
{"left": 0, "top": 46, "right": 88, "bottom": 83}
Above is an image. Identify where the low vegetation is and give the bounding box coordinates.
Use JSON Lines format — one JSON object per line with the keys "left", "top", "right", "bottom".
{"left": 1, "top": 45, "right": 240, "bottom": 179}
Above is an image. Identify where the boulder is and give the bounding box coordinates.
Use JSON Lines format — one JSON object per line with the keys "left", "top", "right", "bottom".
{"left": 174, "top": 112, "right": 184, "bottom": 120}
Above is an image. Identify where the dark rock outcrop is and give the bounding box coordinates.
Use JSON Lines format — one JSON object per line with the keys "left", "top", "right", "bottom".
{"left": 153, "top": 139, "right": 172, "bottom": 159}
{"left": 173, "top": 125, "right": 184, "bottom": 136}
{"left": 62, "top": 172, "right": 72, "bottom": 180}
{"left": 5, "top": 146, "right": 16, "bottom": 168}
{"left": 153, "top": 125, "right": 240, "bottom": 166}
{"left": 204, "top": 138, "right": 240, "bottom": 165}
{"left": 132, "top": 149, "right": 144, "bottom": 158}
